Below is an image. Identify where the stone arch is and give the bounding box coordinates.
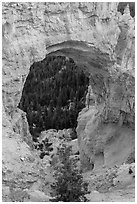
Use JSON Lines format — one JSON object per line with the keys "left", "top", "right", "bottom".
{"left": 3, "top": 40, "right": 111, "bottom": 117}
{"left": 2, "top": 37, "right": 113, "bottom": 144}
{"left": 2, "top": 2, "right": 122, "bottom": 124}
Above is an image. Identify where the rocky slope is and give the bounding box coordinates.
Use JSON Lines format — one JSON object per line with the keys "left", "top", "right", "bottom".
{"left": 2, "top": 2, "right": 135, "bottom": 201}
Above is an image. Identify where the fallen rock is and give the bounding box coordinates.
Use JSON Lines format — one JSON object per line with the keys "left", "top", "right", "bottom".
{"left": 2, "top": 186, "right": 10, "bottom": 197}
{"left": 28, "top": 190, "right": 51, "bottom": 202}
{"left": 69, "top": 139, "right": 79, "bottom": 155}
{"left": 113, "top": 163, "right": 135, "bottom": 187}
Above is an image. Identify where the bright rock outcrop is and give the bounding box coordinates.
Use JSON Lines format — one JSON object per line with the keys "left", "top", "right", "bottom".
{"left": 2, "top": 2, "right": 135, "bottom": 173}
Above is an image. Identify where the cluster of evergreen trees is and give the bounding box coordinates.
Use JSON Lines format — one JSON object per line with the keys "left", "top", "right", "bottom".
{"left": 19, "top": 56, "right": 89, "bottom": 141}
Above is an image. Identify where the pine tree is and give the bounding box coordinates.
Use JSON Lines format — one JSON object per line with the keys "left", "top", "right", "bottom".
{"left": 50, "top": 144, "right": 90, "bottom": 202}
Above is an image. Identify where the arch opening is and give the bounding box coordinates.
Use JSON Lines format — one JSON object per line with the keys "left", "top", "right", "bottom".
{"left": 18, "top": 55, "right": 89, "bottom": 142}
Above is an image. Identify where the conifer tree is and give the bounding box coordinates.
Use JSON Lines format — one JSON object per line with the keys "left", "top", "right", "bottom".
{"left": 50, "top": 144, "right": 90, "bottom": 202}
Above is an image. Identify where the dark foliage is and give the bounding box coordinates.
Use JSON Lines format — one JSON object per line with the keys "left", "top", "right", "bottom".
{"left": 19, "top": 56, "right": 89, "bottom": 141}
{"left": 117, "top": 2, "right": 135, "bottom": 17}
{"left": 50, "top": 144, "right": 90, "bottom": 202}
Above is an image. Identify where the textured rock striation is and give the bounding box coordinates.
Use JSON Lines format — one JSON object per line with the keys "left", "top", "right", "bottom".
{"left": 2, "top": 2, "right": 135, "bottom": 173}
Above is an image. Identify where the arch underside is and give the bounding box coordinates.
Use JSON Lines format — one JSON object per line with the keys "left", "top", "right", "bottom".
{"left": 46, "top": 40, "right": 113, "bottom": 77}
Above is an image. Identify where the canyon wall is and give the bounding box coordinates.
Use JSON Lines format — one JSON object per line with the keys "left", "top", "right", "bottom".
{"left": 2, "top": 2, "right": 135, "bottom": 171}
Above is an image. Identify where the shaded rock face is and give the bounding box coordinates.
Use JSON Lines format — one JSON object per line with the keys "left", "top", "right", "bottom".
{"left": 2, "top": 2, "right": 135, "bottom": 173}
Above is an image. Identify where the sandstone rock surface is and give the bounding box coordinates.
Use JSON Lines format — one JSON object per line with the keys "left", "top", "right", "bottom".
{"left": 2, "top": 2, "right": 135, "bottom": 202}
{"left": 27, "top": 189, "right": 51, "bottom": 202}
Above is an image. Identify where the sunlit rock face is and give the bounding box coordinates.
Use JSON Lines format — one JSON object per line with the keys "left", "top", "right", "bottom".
{"left": 76, "top": 5, "right": 135, "bottom": 170}
{"left": 2, "top": 2, "right": 135, "bottom": 171}
{"left": 2, "top": 2, "right": 120, "bottom": 115}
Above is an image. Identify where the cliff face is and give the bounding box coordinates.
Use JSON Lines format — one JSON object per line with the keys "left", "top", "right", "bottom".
{"left": 2, "top": 2, "right": 135, "bottom": 172}
{"left": 76, "top": 8, "right": 135, "bottom": 170}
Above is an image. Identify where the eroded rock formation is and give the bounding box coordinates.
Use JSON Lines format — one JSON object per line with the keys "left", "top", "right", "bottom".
{"left": 2, "top": 2, "right": 135, "bottom": 174}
